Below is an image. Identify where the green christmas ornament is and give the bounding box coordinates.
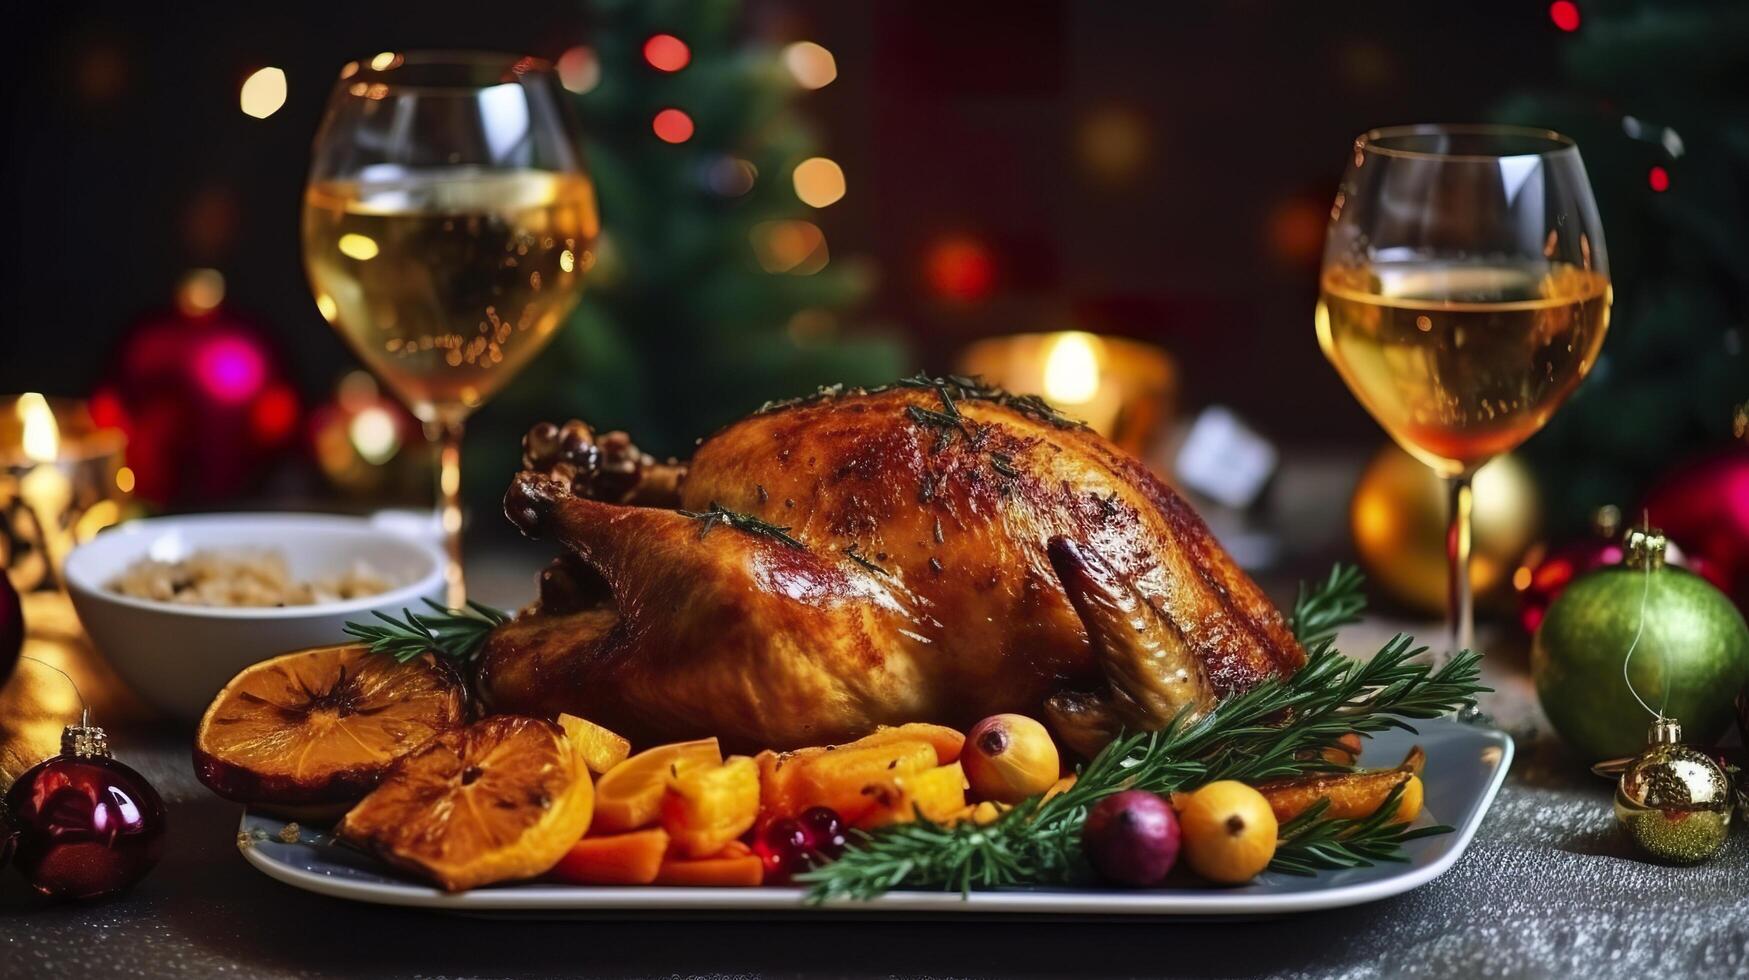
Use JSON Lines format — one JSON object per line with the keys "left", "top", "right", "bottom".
{"left": 1613, "top": 717, "right": 1733, "bottom": 864}
{"left": 1532, "top": 526, "right": 1749, "bottom": 760}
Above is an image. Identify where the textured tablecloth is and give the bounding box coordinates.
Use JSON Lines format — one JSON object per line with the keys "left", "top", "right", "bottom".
{"left": 2, "top": 560, "right": 1745, "bottom": 980}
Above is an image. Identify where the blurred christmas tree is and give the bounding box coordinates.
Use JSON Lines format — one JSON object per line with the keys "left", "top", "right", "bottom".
{"left": 1499, "top": 0, "right": 1749, "bottom": 532}
{"left": 475, "top": 0, "right": 904, "bottom": 488}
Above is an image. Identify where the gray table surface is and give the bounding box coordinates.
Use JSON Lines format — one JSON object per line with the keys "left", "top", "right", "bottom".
{"left": 3, "top": 552, "right": 1746, "bottom": 980}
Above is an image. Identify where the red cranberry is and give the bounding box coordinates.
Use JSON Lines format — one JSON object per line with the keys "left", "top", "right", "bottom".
{"left": 800, "top": 806, "right": 847, "bottom": 859}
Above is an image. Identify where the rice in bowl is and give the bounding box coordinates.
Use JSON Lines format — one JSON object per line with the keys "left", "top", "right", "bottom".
{"left": 108, "top": 550, "right": 396, "bottom": 607}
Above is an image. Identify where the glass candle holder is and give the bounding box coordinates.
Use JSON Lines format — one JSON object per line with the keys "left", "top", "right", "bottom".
{"left": 956, "top": 332, "right": 1176, "bottom": 453}
{"left": 0, "top": 394, "right": 133, "bottom": 592}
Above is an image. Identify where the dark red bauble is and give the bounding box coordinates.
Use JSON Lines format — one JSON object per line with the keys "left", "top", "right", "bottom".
{"left": 0, "top": 573, "right": 20, "bottom": 685}
{"left": 1644, "top": 447, "right": 1749, "bottom": 615}
{"left": 1515, "top": 534, "right": 1623, "bottom": 634}
{"left": 4, "top": 727, "right": 166, "bottom": 899}
{"left": 90, "top": 301, "right": 299, "bottom": 508}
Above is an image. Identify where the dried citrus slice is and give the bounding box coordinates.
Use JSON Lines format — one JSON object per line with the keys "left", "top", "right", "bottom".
{"left": 195, "top": 643, "right": 466, "bottom": 817}
{"left": 336, "top": 715, "right": 594, "bottom": 891}
{"left": 593, "top": 738, "right": 721, "bottom": 833}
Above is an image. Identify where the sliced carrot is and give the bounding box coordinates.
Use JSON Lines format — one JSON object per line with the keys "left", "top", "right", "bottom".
{"left": 654, "top": 854, "right": 764, "bottom": 887}
{"left": 594, "top": 738, "right": 721, "bottom": 833}
{"left": 548, "top": 828, "right": 670, "bottom": 885}
{"left": 848, "top": 723, "right": 966, "bottom": 763}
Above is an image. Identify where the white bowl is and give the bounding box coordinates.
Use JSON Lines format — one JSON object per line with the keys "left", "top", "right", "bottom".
{"left": 64, "top": 513, "right": 447, "bottom": 722}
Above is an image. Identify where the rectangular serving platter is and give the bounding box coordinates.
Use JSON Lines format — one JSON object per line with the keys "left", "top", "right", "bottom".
{"left": 237, "top": 718, "right": 1511, "bottom": 917}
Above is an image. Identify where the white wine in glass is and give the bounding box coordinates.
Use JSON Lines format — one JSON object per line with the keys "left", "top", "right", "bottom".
{"left": 302, "top": 53, "right": 597, "bottom": 605}
{"left": 1316, "top": 125, "right": 1610, "bottom": 672}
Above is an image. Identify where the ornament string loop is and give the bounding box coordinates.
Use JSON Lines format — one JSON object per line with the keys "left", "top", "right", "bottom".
{"left": 18, "top": 654, "right": 89, "bottom": 727}
{"left": 1619, "top": 516, "right": 1671, "bottom": 721}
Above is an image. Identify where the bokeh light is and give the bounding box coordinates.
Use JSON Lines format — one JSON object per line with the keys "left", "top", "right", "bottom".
{"left": 176, "top": 269, "right": 226, "bottom": 316}
{"left": 557, "top": 46, "right": 601, "bottom": 94}
{"left": 240, "top": 67, "right": 287, "bottom": 119}
{"left": 792, "top": 157, "right": 846, "bottom": 207}
{"left": 705, "top": 156, "right": 758, "bottom": 196}
{"left": 1077, "top": 106, "right": 1149, "bottom": 184}
{"left": 643, "top": 34, "right": 691, "bottom": 72}
{"left": 348, "top": 407, "right": 402, "bottom": 465}
{"left": 750, "top": 221, "right": 829, "bottom": 274}
{"left": 924, "top": 235, "right": 996, "bottom": 302}
{"left": 783, "top": 42, "right": 837, "bottom": 89}
{"left": 1548, "top": 1, "right": 1580, "bottom": 32}
{"left": 652, "top": 108, "right": 695, "bottom": 143}
{"left": 1648, "top": 165, "right": 1670, "bottom": 192}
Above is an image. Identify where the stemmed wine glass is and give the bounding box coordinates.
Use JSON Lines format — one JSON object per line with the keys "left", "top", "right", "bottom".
{"left": 302, "top": 51, "right": 598, "bottom": 605}
{"left": 1316, "top": 125, "right": 1611, "bottom": 667}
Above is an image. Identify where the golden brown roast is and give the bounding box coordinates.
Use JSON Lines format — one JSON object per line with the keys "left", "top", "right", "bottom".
{"left": 480, "top": 378, "right": 1304, "bottom": 752}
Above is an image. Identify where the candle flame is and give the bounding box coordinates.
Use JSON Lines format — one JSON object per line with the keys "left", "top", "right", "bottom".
{"left": 18, "top": 392, "right": 60, "bottom": 462}
{"left": 1042, "top": 332, "right": 1103, "bottom": 405}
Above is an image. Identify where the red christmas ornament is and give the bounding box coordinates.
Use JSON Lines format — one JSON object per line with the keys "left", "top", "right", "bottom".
{"left": 1644, "top": 446, "right": 1749, "bottom": 614}
{"left": 91, "top": 278, "right": 299, "bottom": 507}
{"left": 1515, "top": 506, "right": 1626, "bottom": 633}
{"left": 0, "top": 573, "right": 20, "bottom": 685}
{"left": 4, "top": 721, "right": 166, "bottom": 899}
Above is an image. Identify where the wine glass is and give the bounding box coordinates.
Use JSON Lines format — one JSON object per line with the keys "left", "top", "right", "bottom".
{"left": 302, "top": 51, "right": 598, "bottom": 606}
{"left": 1316, "top": 124, "right": 1610, "bottom": 667}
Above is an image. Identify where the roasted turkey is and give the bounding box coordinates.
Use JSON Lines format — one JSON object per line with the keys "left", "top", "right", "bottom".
{"left": 481, "top": 378, "right": 1304, "bottom": 752}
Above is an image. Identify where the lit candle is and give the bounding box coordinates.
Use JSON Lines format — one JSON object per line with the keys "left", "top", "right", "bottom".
{"left": 1, "top": 394, "right": 131, "bottom": 591}
{"left": 956, "top": 332, "right": 1176, "bottom": 453}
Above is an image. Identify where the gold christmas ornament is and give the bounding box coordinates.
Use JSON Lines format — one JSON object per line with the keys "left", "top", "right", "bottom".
{"left": 1612, "top": 717, "right": 1733, "bottom": 864}
{"left": 1350, "top": 444, "right": 1541, "bottom": 614}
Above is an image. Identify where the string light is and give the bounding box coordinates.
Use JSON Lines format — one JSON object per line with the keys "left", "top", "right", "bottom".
{"left": 1648, "top": 166, "right": 1670, "bottom": 192}
{"left": 239, "top": 67, "right": 287, "bottom": 119}
{"left": 557, "top": 46, "right": 601, "bottom": 94}
{"left": 643, "top": 34, "right": 690, "bottom": 72}
{"left": 782, "top": 42, "right": 837, "bottom": 89}
{"left": 177, "top": 269, "right": 226, "bottom": 316}
{"left": 1548, "top": 1, "right": 1581, "bottom": 32}
{"left": 652, "top": 108, "right": 694, "bottom": 143}
{"left": 792, "top": 157, "right": 846, "bottom": 208}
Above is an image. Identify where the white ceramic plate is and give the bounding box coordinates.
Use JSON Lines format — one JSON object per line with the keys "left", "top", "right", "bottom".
{"left": 236, "top": 718, "right": 1511, "bottom": 917}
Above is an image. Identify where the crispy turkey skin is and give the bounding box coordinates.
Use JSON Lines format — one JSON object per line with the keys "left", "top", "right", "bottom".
{"left": 481, "top": 380, "right": 1304, "bottom": 751}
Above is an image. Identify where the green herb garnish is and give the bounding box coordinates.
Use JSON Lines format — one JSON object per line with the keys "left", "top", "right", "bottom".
{"left": 680, "top": 503, "right": 806, "bottom": 550}
{"left": 342, "top": 599, "right": 510, "bottom": 666}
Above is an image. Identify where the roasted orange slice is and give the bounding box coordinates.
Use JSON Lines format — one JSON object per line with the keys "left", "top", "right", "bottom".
{"left": 336, "top": 715, "right": 594, "bottom": 891}
{"left": 194, "top": 643, "right": 467, "bottom": 817}
{"left": 593, "top": 738, "right": 722, "bottom": 834}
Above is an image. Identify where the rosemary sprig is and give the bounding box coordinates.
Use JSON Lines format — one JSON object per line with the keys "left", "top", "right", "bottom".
{"left": 1269, "top": 783, "right": 1453, "bottom": 875}
{"left": 679, "top": 503, "right": 806, "bottom": 550}
{"left": 760, "top": 373, "right": 1088, "bottom": 430}
{"left": 342, "top": 599, "right": 510, "bottom": 666}
{"left": 1289, "top": 563, "right": 1367, "bottom": 651}
{"left": 800, "top": 566, "right": 1485, "bottom": 902}
{"left": 842, "top": 543, "right": 890, "bottom": 576}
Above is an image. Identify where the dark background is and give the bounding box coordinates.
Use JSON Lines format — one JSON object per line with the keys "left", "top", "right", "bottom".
{"left": 1, "top": 0, "right": 1563, "bottom": 439}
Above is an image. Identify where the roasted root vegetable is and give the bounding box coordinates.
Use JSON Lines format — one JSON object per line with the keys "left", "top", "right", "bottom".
{"left": 758, "top": 739, "right": 939, "bottom": 822}
{"left": 855, "top": 762, "right": 969, "bottom": 829}
{"left": 660, "top": 755, "right": 761, "bottom": 857}
{"left": 593, "top": 738, "right": 722, "bottom": 833}
{"left": 653, "top": 853, "right": 765, "bottom": 887}
{"left": 557, "top": 713, "right": 633, "bottom": 775}
{"left": 549, "top": 828, "right": 671, "bottom": 885}
{"left": 842, "top": 723, "right": 966, "bottom": 763}
{"left": 1250, "top": 747, "right": 1427, "bottom": 824}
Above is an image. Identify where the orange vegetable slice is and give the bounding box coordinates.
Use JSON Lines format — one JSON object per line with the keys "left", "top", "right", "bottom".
{"left": 593, "top": 738, "right": 721, "bottom": 834}
{"left": 1252, "top": 747, "right": 1427, "bottom": 823}
{"left": 856, "top": 762, "right": 969, "bottom": 829}
{"left": 195, "top": 644, "right": 466, "bottom": 817}
{"left": 557, "top": 713, "right": 633, "bottom": 775}
{"left": 758, "top": 739, "right": 939, "bottom": 822}
{"left": 661, "top": 755, "right": 761, "bottom": 858}
{"left": 549, "top": 828, "right": 670, "bottom": 885}
{"left": 846, "top": 723, "right": 966, "bottom": 763}
{"left": 335, "top": 715, "right": 594, "bottom": 891}
{"left": 653, "top": 854, "right": 764, "bottom": 887}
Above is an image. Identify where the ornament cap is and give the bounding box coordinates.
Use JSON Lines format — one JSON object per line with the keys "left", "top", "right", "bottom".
{"left": 1591, "top": 504, "right": 1621, "bottom": 540}
{"left": 1622, "top": 525, "right": 1667, "bottom": 570}
{"left": 1647, "top": 716, "right": 1683, "bottom": 746}
{"left": 60, "top": 723, "right": 111, "bottom": 759}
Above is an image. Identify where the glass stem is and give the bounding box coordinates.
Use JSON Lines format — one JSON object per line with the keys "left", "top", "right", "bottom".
{"left": 1443, "top": 471, "right": 1475, "bottom": 668}
{"left": 431, "top": 419, "right": 466, "bottom": 608}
